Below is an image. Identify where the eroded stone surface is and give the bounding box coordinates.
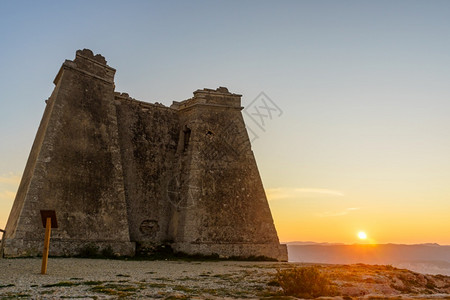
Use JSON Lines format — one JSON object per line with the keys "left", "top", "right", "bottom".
{"left": 1, "top": 49, "right": 287, "bottom": 261}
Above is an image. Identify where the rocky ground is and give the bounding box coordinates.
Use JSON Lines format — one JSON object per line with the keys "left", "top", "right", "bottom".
{"left": 0, "top": 258, "right": 449, "bottom": 299}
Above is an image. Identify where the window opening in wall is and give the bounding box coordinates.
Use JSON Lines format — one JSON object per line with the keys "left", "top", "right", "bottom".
{"left": 183, "top": 126, "right": 191, "bottom": 151}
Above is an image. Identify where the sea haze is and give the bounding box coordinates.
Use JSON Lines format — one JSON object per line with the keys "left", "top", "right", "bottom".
{"left": 287, "top": 242, "right": 450, "bottom": 276}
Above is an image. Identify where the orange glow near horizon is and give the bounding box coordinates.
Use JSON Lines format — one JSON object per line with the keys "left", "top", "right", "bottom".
{"left": 267, "top": 187, "right": 450, "bottom": 245}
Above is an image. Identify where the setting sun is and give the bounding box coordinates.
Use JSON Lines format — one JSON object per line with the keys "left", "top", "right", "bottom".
{"left": 358, "top": 231, "right": 367, "bottom": 240}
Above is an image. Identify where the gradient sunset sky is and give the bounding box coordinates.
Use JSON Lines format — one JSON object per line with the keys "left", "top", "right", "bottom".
{"left": 1, "top": 0, "right": 449, "bottom": 245}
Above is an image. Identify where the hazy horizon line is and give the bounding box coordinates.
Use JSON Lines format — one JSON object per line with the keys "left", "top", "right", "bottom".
{"left": 282, "top": 241, "right": 450, "bottom": 246}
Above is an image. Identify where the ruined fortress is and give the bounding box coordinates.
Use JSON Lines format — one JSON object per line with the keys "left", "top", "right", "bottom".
{"left": 1, "top": 49, "right": 287, "bottom": 261}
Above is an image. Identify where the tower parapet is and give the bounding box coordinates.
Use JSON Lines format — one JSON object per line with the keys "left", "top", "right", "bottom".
{"left": 171, "top": 87, "right": 242, "bottom": 111}
{"left": 54, "top": 48, "right": 115, "bottom": 86}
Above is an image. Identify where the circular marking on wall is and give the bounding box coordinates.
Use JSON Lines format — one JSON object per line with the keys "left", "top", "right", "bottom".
{"left": 139, "top": 219, "right": 159, "bottom": 237}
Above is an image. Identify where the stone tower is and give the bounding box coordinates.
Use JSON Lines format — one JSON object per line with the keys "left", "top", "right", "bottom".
{"left": 1, "top": 49, "right": 287, "bottom": 261}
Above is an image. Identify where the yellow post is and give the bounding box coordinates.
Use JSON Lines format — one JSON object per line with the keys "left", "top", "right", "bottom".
{"left": 41, "top": 217, "right": 51, "bottom": 274}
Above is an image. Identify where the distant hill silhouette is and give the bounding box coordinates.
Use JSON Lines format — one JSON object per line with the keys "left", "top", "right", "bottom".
{"left": 287, "top": 242, "right": 450, "bottom": 275}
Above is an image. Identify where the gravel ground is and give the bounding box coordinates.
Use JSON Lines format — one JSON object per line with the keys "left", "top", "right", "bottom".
{"left": 1, "top": 258, "right": 449, "bottom": 299}
{"left": 0, "top": 258, "right": 283, "bottom": 299}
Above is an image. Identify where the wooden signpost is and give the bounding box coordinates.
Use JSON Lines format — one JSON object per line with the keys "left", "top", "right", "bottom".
{"left": 40, "top": 210, "right": 57, "bottom": 275}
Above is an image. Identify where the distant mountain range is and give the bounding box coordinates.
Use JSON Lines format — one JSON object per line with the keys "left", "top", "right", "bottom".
{"left": 286, "top": 242, "right": 450, "bottom": 275}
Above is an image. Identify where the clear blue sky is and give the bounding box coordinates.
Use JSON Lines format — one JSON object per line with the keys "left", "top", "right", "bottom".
{"left": 1, "top": 0, "right": 449, "bottom": 244}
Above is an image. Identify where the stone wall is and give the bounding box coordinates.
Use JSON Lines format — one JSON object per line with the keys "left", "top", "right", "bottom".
{"left": 114, "top": 94, "right": 179, "bottom": 247}
{"left": 2, "top": 50, "right": 134, "bottom": 257}
{"left": 170, "top": 89, "right": 287, "bottom": 259}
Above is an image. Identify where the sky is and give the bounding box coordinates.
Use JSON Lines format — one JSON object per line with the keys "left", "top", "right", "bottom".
{"left": 1, "top": 0, "right": 449, "bottom": 245}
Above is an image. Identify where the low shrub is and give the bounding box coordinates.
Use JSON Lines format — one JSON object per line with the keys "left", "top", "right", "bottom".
{"left": 78, "top": 243, "right": 99, "bottom": 258}
{"left": 275, "top": 266, "right": 336, "bottom": 298}
{"left": 101, "top": 245, "right": 117, "bottom": 259}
